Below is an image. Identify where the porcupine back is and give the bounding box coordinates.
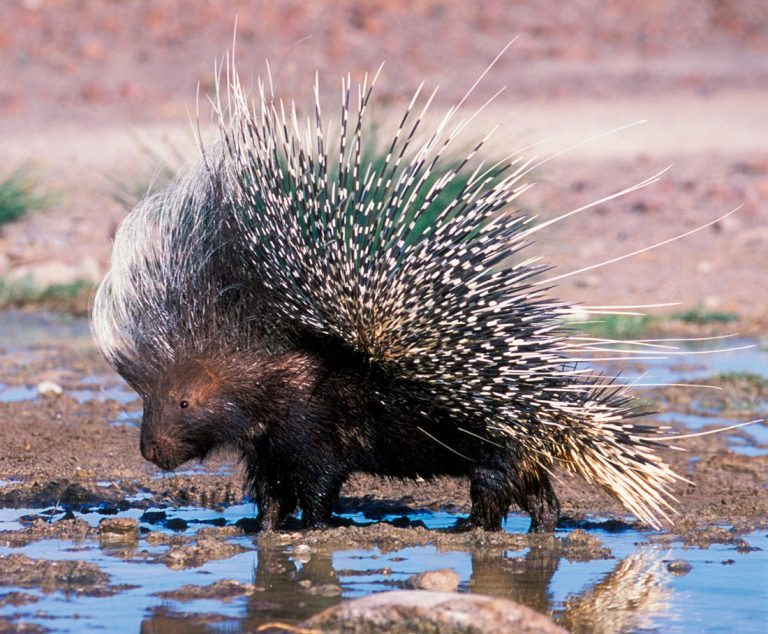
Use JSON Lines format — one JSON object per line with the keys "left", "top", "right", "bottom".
{"left": 216, "top": 68, "right": 684, "bottom": 528}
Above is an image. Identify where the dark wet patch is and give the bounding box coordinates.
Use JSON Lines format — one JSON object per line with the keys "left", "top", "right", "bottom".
{"left": 556, "top": 516, "right": 644, "bottom": 532}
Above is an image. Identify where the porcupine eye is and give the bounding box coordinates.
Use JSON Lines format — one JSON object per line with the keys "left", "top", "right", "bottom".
{"left": 179, "top": 400, "right": 189, "bottom": 409}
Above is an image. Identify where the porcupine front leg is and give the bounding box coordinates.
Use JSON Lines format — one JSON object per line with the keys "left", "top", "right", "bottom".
{"left": 245, "top": 457, "right": 298, "bottom": 532}
{"left": 298, "top": 470, "right": 346, "bottom": 529}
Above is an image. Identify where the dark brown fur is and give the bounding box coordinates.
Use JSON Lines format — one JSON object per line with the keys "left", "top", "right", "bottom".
{"left": 140, "top": 348, "right": 560, "bottom": 533}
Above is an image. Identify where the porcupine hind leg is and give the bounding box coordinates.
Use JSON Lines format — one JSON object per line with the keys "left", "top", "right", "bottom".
{"left": 510, "top": 467, "right": 560, "bottom": 533}
{"left": 458, "top": 467, "right": 515, "bottom": 532}
{"left": 460, "top": 465, "right": 560, "bottom": 533}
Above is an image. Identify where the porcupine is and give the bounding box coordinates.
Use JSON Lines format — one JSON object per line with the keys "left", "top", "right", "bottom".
{"left": 91, "top": 65, "right": 686, "bottom": 533}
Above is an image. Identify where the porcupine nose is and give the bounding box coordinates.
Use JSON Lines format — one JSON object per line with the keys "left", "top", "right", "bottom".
{"left": 140, "top": 435, "right": 159, "bottom": 464}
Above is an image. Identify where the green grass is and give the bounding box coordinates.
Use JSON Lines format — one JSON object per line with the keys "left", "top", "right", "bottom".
{"left": 574, "top": 314, "right": 655, "bottom": 339}
{"left": 671, "top": 307, "right": 739, "bottom": 325}
{"left": 0, "top": 166, "right": 50, "bottom": 226}
{"left": 0, "top": 277, "right": 94, "bottom": 315}
{"left": 714, "top": 371, "right": 768, "bottom": 391}
{"left": 572, "top": 307, "right": 742, "bottom": 338}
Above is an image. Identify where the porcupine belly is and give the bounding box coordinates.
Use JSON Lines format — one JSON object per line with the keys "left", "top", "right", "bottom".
{"left": 241, "top": 352, "right": 560, "bottom": 532}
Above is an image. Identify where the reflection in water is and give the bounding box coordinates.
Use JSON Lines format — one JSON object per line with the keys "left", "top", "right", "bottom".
{"left": 469, "top": 547, "right": 560, "bottom": 615}
{"left": 470, "top": 544, "right": 673, "bottom": 633}
{"left": 246, "top": 546, "right": 342, "bottom": 624}
{"left": 558, "top": 549, "right": 672, "bottom": 634}
{"left": 137, "top": 539, "right": 671, "bottom": 633}
{"left": 140, "top": 544, "right": 343, "bottom": 633}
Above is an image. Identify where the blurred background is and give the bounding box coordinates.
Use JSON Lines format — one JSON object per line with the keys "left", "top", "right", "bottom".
{"left": 0, "top": 0, "right": 767, "bottom": 326}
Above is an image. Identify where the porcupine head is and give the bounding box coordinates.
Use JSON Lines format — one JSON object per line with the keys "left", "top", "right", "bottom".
{"left": 91, "top": 159, "right": 286, "bottom": 474}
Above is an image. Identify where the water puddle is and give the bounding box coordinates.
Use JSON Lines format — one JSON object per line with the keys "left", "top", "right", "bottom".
{"left": 0, "top": 311, "right": 92, "bottom": 354}
{"left": 0, "top": 500, "right": 765, "bottom": 633}
{"left": 588, "top": 337, "right": 768, "bottom": 455}
{"left": 636, "top": 339, "right": 768, "bottom": 382}
{"left": 0, "top": 383, "right": 39, "bottom": 402}
{"left": 0, "top": 382, "right": 137, "bottom": 405}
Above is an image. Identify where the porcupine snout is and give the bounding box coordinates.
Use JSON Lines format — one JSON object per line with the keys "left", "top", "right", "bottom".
{"left": 139, "top": 399, "right": 185, "bottom": 471}
{"left": 139, "top": 431, "right": 159, "bottom": 465}
{"left": 139, "top": 427, "right": 175, "bottom": 470}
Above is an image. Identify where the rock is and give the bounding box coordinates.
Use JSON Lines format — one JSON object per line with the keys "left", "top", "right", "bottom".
{"left": 163, "top": 537, "right": 248, "bottom": 569}
{"left": 99, "top": 517, "right": 139, "bottom": 535}
{"left": 666, "top": 559, "right": 692, "bottom": 575}
{"left": 306, "top": 590, "right": 567, "bottom": 633}
{"left": 98, "top": 517, "right": 139, "bottom": 539}
{"left": 407, "top": 568, "right": 460, "bottom": 592}
{"left": 153, "top": 579, "right": 256, "bottom": 602}
{"left": 145, "top": 530, "right": 170, "bottom": 545}
{"left": 37, "top": 380, "right": 63, "bottom": 397}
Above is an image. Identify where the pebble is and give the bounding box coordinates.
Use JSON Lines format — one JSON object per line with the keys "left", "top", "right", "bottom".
{"left": 293, "top": 543, "right": 311, "bottom": 564}
{"left": 407, "top": 568, "right": 460, "bottom": 592}
{"left": 98, "top": 518, "right": 139, "bottom": 540}
{"left": 667, "top": 559, "right": 692, "bottom": 575}
{"left": 37, "top": 380, "right": 63, "bottom": 397}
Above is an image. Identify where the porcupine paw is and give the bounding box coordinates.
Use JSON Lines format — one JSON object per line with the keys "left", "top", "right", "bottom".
{"left": 455, "top": 501, "right": 507, "bottom": 532}
{"left": 524, "top": 493, "right": 561, "bottom": 533}
{"left": 453, "top": 516, "right": 503, "bottom": 532}
{"left": 251, "top": 510, "right": 286, "bottom": 534}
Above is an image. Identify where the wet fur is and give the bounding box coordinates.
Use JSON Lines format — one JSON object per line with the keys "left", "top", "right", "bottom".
{"left": 140, "top": 345, "right": 561, "bottom": 533}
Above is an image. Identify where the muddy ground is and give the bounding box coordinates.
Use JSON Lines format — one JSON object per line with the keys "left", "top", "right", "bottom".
{"left": 0, "top": 315, "right": 766, "bottom": 632}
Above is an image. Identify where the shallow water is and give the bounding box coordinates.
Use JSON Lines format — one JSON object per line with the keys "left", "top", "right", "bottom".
{"left": 0, "top": 501, "right": 766, "bottom": 633}
{"left": 1, "top": 311, "right": 767, "bottom": 631}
